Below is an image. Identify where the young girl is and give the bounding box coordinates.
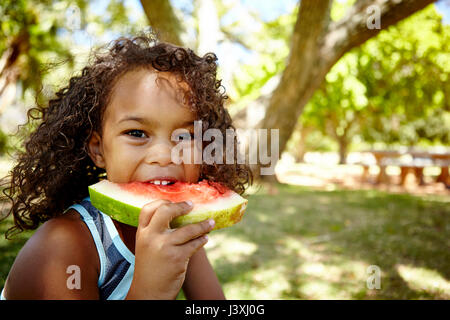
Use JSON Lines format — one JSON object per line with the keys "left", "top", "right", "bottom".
{"left": 0, "top": 33, "right": 252, "bottom": 300}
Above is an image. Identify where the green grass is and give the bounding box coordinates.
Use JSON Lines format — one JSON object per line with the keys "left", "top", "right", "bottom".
{"left": 2, "top": 183, "right": 450, "bottom": 299}
{"left": 202, "top": 184, "right": 450, "bottom": 299}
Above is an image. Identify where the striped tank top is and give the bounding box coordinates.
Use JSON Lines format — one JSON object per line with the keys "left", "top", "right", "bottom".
{"left": 1, "top": 196, "right": 135, "bottom": 300}
{"left": 68, "top": 196, "right": 135, "bottom": 299}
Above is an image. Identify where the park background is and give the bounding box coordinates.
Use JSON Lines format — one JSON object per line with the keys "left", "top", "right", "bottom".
{"left": 0, "top": 0, "right": 449, "bottom": 299}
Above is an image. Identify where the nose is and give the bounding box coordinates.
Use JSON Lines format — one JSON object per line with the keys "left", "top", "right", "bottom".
{"left": 145, "top": 137, "right": 174, "bottom": 167}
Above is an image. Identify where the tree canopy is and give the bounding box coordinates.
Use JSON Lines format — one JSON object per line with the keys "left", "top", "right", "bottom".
{"left": 300, "top": 5, "right": 449, "bottom": 162}
{"left": 0, "top": 0, "right": 448, "bottom": 164}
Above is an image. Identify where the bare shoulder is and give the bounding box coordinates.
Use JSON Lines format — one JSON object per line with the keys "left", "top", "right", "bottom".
{"left": 3, "top": 209, "right": 100, "bottom": 299}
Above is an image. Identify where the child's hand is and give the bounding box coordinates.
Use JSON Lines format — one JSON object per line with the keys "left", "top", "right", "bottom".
{"left": 126, "top": 199, "right": 215, "bottom": 300}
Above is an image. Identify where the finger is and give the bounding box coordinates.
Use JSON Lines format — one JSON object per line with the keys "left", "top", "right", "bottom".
{"left": 169, "top": 218, "right": 215, "bottom": 245}
{"left": 180, "top": 234, "right": 209, "bottom": 257}
{"left": 138, "top": 199, "right": 171, "bottom": 228}
{"left": 151, "top": 201, "right": 193, "bottom": 232}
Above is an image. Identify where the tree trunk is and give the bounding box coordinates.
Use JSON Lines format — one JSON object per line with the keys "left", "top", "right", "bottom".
{"left": 295, "top": 125, "right": 313, "bottom": 163}
{"left": 337, "top": 136, "right": 349, "bottom": 165}
{"left": 260, "top": 0, "right": 333, "bottom": 157}
{"left": 258, "top": 0, "right": 437, "bottom": 177}
{"left": 0, "top": 30, "right": 30, "bottom": 116}
{"left": 139, "top": 0, "right": 183, "bottom": 46}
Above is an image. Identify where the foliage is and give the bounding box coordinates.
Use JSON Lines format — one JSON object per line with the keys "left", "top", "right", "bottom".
{"left": 2, "top": 0, "right": 449, "bottom": 152}
{"left": 231, "top": 0, "right": 359, "bottom": 102}
{"left": 0, "top": 0, "right": 87, "bottom": 100}
{"left": 356, "top": 5, "right": 450, "bottom": 146}
{"left": 0, "top": 129, "right": 11, "bottom": 156}
{"left": 0, "top": 0, "right": 145, "bottom": 106}
{"left": 300, "top": 5, "right": 450, "bottom": 156}
{"left": 232, "top": 7, "right": 297, "bottom": 105}
{"left": 231, "top": 2, "right": 448, "bottom": 157}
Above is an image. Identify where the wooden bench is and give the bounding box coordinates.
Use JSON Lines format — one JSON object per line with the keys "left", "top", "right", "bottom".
{"left": 358, "top": 150, "right": 450, "bottom": 187}
{"left": 381, "top": 157, "right": 432, "bottom": 185}
{"left": 434, "top": 159, "right": 450, "bottom": 187}
{"left": 352, "top": 161, "right": 371, "bottom": 182}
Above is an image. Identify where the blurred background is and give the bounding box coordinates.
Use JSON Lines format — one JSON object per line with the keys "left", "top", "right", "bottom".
{"left": 1, "top": 0, "right": 449, "bottom": 299}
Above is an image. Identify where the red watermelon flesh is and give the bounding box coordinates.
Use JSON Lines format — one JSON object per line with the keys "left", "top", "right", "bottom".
{"left": 119, "top": 180, "right": 230, "bottom": 204}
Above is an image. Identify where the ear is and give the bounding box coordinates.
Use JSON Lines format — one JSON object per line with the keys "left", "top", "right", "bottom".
{"left": 87, "top": 131, "right": 106, "bottom": 169}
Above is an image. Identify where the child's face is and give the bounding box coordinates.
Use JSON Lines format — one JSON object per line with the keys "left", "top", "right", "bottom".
{"left": 88, "top": 68, "right": 200, "bottom": 184}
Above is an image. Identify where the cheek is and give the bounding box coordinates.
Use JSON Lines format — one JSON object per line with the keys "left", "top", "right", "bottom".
{"left": 103, "top": 137, "right": 140, "bottom": 171}
{"left": 177, "top": 140, "right": 201, "bottom": 182}
{"left": 183, "top": 164, "right": 200, "bottom": 183}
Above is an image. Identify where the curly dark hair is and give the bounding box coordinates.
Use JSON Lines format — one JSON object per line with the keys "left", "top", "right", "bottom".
{"left": 0, "top": 33, "right": 252, "bottom": 239}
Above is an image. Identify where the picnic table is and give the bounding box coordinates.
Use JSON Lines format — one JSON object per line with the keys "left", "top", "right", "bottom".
{"left": 357, "top": 149, "right": 450, "bottom": 186}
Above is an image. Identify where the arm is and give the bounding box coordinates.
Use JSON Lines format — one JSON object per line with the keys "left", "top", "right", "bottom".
{"left": 182, "top": 247, "right": 225, "bottom": 300}
{"left": 3, "top": 213, "right": 100, "bottom": 299}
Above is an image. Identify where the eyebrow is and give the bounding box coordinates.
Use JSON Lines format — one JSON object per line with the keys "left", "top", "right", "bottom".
{"left": 118, "top": 116, "right": 195, "bottom": 127}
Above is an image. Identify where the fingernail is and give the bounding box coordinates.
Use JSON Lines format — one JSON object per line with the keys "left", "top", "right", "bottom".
{"left": 209, "top": 219, "right": 215, "bottom": 227}
{"left": 185, "top": 200, "right": 193, "bottom": 207}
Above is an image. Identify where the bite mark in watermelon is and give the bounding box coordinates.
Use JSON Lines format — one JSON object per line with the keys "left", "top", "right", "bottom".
{"left": 88, "top": 180, "right": 248, "bottom": 230}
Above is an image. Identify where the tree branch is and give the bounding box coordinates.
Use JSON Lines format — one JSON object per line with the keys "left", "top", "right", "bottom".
{"left": 139, "top": 0, "right": 183, "bottom": 46}
{"left": 290, "top": 0, "right": 333, "bottom": 59}
{"left": 321, "top": 0, "right": 437, "bottom": 68}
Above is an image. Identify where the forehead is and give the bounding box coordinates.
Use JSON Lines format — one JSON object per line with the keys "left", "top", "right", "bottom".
{"left": 103, "top": 68, "right": 195, "bottom": 126}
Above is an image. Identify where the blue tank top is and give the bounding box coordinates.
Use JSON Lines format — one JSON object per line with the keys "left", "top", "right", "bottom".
{"left": 1, "top": 196, "right": 135, "bottom": 300}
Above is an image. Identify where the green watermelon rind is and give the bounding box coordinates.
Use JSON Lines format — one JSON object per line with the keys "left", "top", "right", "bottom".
{"left": 89, "top": 186, "right": 141, "bottom": 227}
{"left": 170, "top": 200, "right": 247, "bottom": 231}
{"left": 88, "top": 184, "right": 248, "bottom": 231}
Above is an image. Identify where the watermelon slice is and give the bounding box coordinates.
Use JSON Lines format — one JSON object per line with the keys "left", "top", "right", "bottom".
{"left": 88, "top": 180, "right": 248, "bottom": 230}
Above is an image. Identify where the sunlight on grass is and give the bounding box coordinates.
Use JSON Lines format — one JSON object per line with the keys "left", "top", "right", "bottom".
{"left": 204, "top": 184, "right": 449, "bottom": 299}
{"left": 250, "top": 266, "right": 291, "bottom": 299}
{"left": 297, "top": 259, "right": 374, "bottom": 299}
{"left": 279, "top": 236, "right": 373, "bottom": 299}
{"left": 397, "top": 264, "right": 450, "bottom": 299}
{"left": 301, "top": 262, "right": 359, "bottom": 283}
{"left": 206, "top": 234, "right": 258, "bottom": 264}
{"left": 224, "top": 265, "right": 292, "bottom": 300}
{"left": 279, "top": 236, "right": 319, "bottom": 260}
{"left": 300, "top": 281, "right": 344, "bottom": 299}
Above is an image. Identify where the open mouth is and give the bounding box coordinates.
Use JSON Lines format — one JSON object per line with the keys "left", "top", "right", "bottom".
{"left": 145, "top": 179, "right": 177, "bottom": 186}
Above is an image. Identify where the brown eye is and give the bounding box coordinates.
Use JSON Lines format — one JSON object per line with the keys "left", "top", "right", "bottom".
{"left": 126, "top": 130, "right": 146, "bottom": 138}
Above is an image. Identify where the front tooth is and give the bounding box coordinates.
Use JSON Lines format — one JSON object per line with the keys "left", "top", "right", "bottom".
{"left": 153, "top": 180, "right": 161, "bottom": 185}
{"left": 161, "top": 181, "right": 168, "bottom": 185}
